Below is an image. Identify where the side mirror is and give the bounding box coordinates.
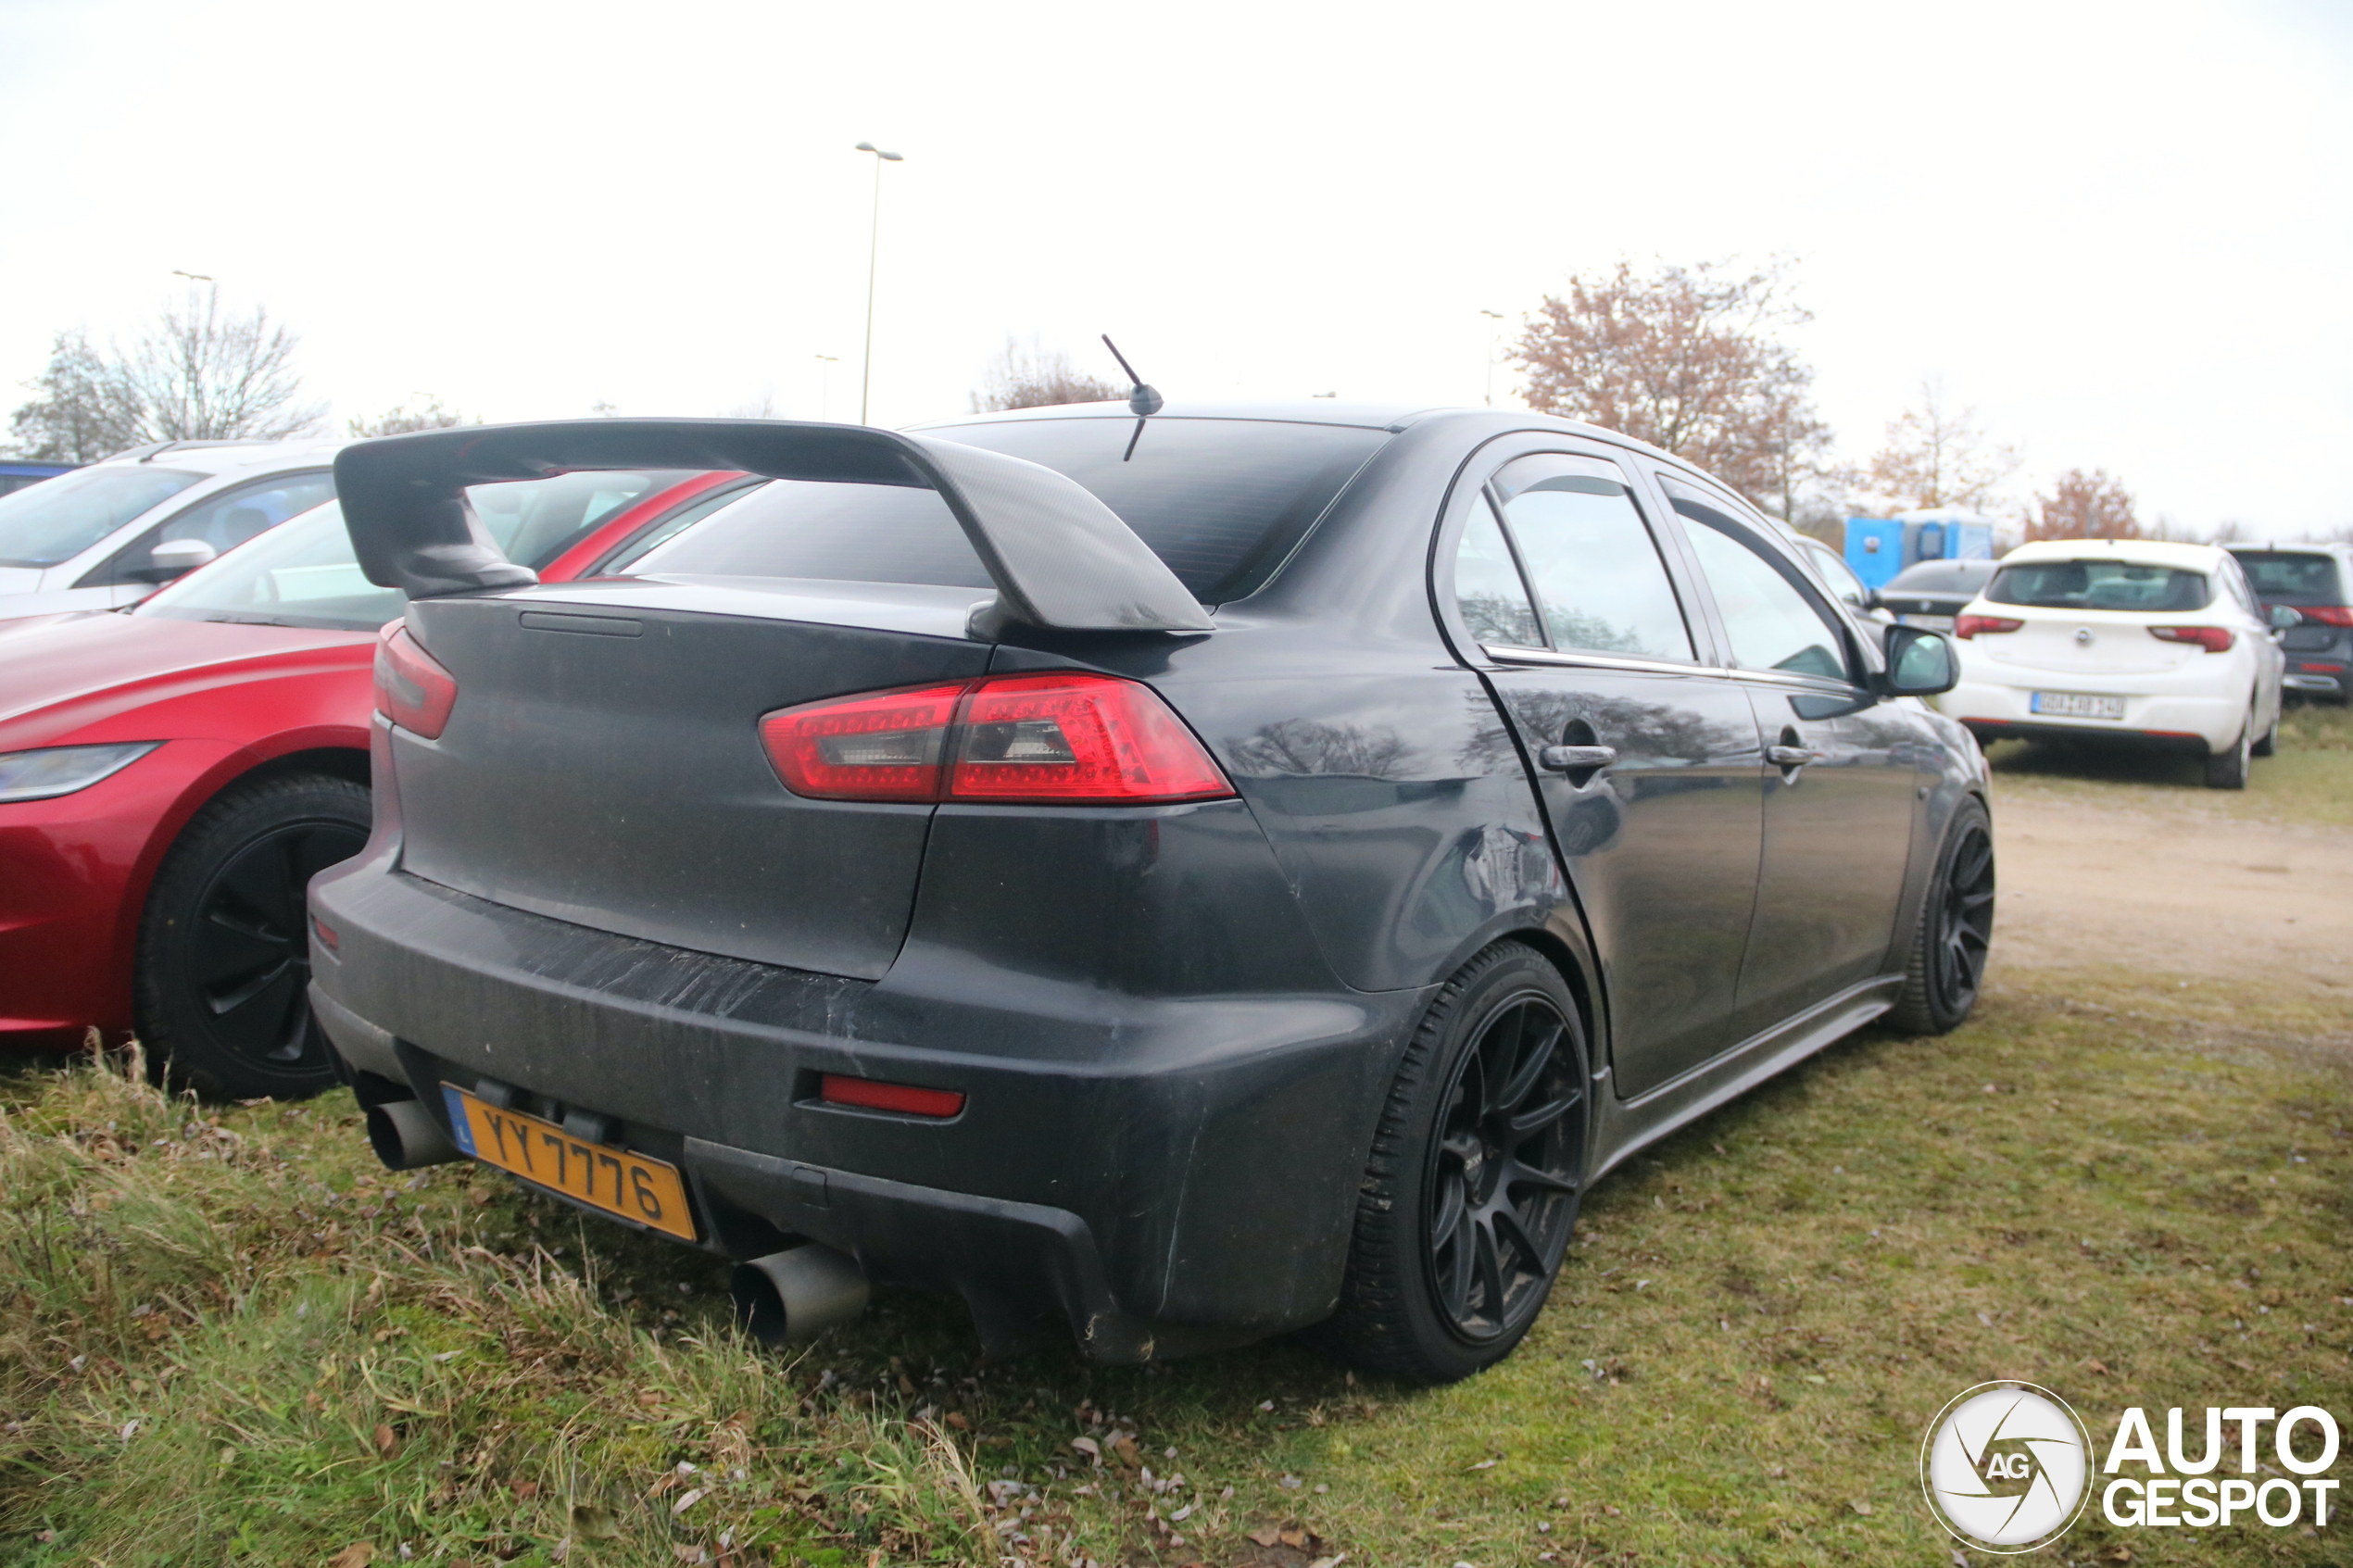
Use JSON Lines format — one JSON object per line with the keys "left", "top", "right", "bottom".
{"left": 1874, "top": 622, "right": 1958, "bottom": 696}
{"left": 136, "top": 537, "right": 218, "bottom": 582}
{"left": 2269, "top": 604, "right": 2303, "bottom": 630}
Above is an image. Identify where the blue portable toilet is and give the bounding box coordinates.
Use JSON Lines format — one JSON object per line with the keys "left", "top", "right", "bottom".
{"left": 1844, "top": 518, "right": 1907, "bottom": 589}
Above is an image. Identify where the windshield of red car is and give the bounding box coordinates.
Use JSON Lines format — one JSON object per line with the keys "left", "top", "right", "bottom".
{"left": 0, "top": 466, "right": 207, "bottom": 568}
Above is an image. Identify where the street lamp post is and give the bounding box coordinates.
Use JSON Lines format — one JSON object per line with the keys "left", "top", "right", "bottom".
{"left": 854, "top": 142, "right": 903, "bottom": 425}
{"left": 1479, "top": 309, "right": 1505, "bottom": 408}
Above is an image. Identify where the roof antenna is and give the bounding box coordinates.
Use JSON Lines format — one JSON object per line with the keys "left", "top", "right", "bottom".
{"left": 1102, "top": 334, "right": 1162, "bottom": 462}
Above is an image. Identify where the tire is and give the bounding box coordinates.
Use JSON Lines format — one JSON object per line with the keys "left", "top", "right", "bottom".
{"left": 2203, "top": 708, "right": 2252, "bottom": 790}
{"left": 1887, "top": 796, "right": 1994, "bottom": 1035}
{"left": 135, "top": 772, "right": 371, "bottom": 1101}
{"left": 1311, "top": 941, "right": 1589, "bottom": 1382}
{"left": 2250, "top": 704, "right": 2278, "bottom": 758}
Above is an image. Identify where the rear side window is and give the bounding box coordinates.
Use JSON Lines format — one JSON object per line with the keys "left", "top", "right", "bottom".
{"left": 933, "top": 417, "right": 1390, "bottom": 600}
{"left": 2233, "top": 552, "right": 2341, "bottom": 602}
{"left": 1988, "top": 559, "right": 2209, "bottom": 612}
{"left": 1491, "top": 458, "right": 1694, "bottom": 661}
{"left": 0, "top": 466, "right": 206, "bottom": 568}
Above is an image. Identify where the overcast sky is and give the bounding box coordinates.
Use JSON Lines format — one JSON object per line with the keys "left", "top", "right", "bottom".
{"left": 4, "top": 0, "right": 2348, "bottom": 533}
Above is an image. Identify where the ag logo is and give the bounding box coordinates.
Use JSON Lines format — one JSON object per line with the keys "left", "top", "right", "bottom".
{"left": 1920, "top": 1382, "right": 2093, "bottom": 1552}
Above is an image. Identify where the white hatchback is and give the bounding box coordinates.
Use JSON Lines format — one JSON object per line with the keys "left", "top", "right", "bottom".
{"left": 0, "top": 438, "right": 344, "bottom": 622}
{"left": 1934, "top": 538, "right": 2291, "bottom": 788}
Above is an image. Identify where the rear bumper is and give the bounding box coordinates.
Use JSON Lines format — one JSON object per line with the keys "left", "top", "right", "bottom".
{"left": 1934, "top": 668, "right": 2246, "bottom": 752}
{"left": 308, "top": 840, "right": 1422, "bottom": 1359}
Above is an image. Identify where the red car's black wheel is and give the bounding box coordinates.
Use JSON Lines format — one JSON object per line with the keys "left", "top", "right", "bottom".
{"left": 136, "top": 773, "right": 369, "bottom": 1100}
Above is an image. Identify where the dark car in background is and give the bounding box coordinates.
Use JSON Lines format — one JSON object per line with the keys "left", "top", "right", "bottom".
{"left": 2230, "top": 544, "right": 2351, "bottom": 702}
{"left": 1874, "top": 557, "right": 2001, "bottom": 633}
{"left": 308, "top": 405, "right": 1985, "bottom": 1381}
{"left": 0, "top": 459, "right": 76, "bottom": 498}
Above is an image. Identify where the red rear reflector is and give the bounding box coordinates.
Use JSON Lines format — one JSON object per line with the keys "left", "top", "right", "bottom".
{"left": 2148, "top": 624, "right": 2235, "bottom": 653}
{"left": 373, "top": 625, "right": 459, "bottom": 738}
{"left": 819, "top": 1073, "right": 965, "bottom": 1118}
{"left": 2293, "top": 605, "right": 2353, "bottom": 627}
{"left": 759, "top": 673, "right": 1234, "bottom": 806}
{"left": 311, "top": 917, "right": 340, "bottom": 951}
{"left": 2297, "top": 661, "right": 2342, "bottom": 673}
{"left": 759, "top": 681, "right": 966, "bottom": 801}
{"left": 1953, "top": 614, "right": 2022, "bottom": 639}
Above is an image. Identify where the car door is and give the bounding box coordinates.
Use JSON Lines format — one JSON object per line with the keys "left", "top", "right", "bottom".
{"left": 1443, "top": 449, "right": 1767, "bottom": 1098}
{"left": 1655, "top": 477, "right": 1921, "bottom": 1035}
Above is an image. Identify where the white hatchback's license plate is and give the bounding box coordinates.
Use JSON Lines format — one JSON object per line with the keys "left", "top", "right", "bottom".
{"left": 2031, "top": 691, "right": 2126, "bottom": 720}
{"left": 1901, "top": 613, "right": 1955, "bottom": 631}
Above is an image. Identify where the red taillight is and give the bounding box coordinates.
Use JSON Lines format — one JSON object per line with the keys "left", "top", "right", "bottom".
{"left": 1954, "top": 614, "right": 2023, "bottom": 639}
{"left": 758, "top": 681, "right": 966, "bottom": 802}
{"left": 758, "top": 673, "right": 1234, "bottom": 806}
{"left": 2149, "top": 624, "right": 2235, "bottom": 654}
{"left": 2292, "top": 605, "right": 2353, "bottom": 627}
{"left": 819, "top": 1073, "right": 964, "bottom": 1118}
{"left": 373, "top": 625, "right": 459, "bottom": 738}
{"left": 311, "top": 917, "right": 340, "bottom": 951}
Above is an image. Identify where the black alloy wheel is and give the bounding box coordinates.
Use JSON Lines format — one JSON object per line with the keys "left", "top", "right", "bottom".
{"left": 136, "top": 772, "right": 370, "bottom": 1100}
{"left": 1888, "top": 796, "right": 1994, "bottom": 1035}
{"left": 1425, "top": 993, "right": 1585, "bottom": 1341}
{"left": 1313, "top": 941, "right": 1589, "bottom": 1381}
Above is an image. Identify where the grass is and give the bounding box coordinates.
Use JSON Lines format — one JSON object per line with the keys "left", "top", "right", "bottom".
{"left": 1982, "top": 696, "right": 2353, "bottom": 826}
{"left": 6, "top": 965, "right": 2350, "bottom": 1567}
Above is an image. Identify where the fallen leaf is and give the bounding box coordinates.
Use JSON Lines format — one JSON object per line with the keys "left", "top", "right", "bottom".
{"left": 1112, "top": 1435, "right": 1143, "bottom": 1469}
{"left": 374, "top": 1424, "right": 399, "bottom": 1458}
{"left": 2098, "top": 1549, "right": 2133, "bottom": 1565}
{"left": 1975, "top": 1311, "right": 1995, "bottom": 1328}
{"left": 571, "top": 1505, "right": 620, "bottom": 1539}
{"left": 1849, "top": 1500, "right": 1872, "bottom": 1516}
{"left": 1466, "top": 1458, "right": 1499, "bottom": 1472}
{"left": 512, "top": 1480, "right": 539, "bottom": 1500}
{"left": 1247, "top": 1526, "right": 1282, "bottom": 1548}
{"left": 1069, "top": 1436, "right": 1101, "bottom": 1463}
{"left": 672, "top": 1546, "right": 708, "bottom": 1564}
{"left": 2087, "top": 1357, "right": 2111, "bottom": 1374}
{"left": 1278, "top": 1527, "right": 1310, "bottom": 1549}
{"left": 944, "top": 1411, "right": 971, "bottom": 1430}
{"left": 672, "top": 1486, "right": 707, "bottom": 1515}
{"left": 1307, "top": 1557, "right": 1347, "bottom": 1568}
{"left": 328, "top": 1547, "right": 376, "bottom": 1568}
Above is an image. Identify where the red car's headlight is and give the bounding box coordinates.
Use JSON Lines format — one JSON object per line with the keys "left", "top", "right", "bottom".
{"left": 0, "top": 742, "right": 162, "bottom": 804}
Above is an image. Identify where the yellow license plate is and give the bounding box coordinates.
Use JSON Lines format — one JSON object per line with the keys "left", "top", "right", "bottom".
{"left": 439, "top": 1084, "right": 697, "bottom": 1241}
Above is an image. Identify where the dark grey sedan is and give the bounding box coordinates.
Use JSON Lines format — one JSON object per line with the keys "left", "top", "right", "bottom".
{"left": 308, "top": 401, "right": 1991, "bottom": 1381}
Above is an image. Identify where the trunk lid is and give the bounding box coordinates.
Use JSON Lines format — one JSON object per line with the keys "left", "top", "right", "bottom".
{"left": 1978, "top": 610, "right": 2193, "bottom": 676}
{"left": 393, "top": 580, "right": 991, "bottom": 980}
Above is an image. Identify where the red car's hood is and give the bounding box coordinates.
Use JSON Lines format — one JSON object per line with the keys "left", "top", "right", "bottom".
{"left": 0, "top": 611, "right": 377, "bottom": 746}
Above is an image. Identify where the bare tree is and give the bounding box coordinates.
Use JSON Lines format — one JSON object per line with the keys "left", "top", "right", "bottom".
{"left": 348, "top": 395, "right": 476, "bottom": 438}
{"left": 1509, "top": 257, "right": 1832, "bottom": 513}
{"left": 5, "top": 287, "right": 321, "bottom": 458}
{"left": 970, "top": 336, "right": 1121, "bottom": 413}
{"left": 1861, "top": 376, "right": 2019, "bottom": 513}
{"left": 2025, "top": 468, "right": 2140, "bottom": 542}
{"left": 5, "top": 331, "right": 138, "bottom": 462}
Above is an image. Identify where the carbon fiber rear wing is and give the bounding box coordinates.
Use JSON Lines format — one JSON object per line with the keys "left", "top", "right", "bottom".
{"left": 333, "top": 419, "right": 1213, "bottom": 635}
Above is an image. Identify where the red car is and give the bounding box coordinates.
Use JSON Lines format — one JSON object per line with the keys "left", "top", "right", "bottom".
{"left": 0, "top": 467, "right": 754, "bottom": 1098}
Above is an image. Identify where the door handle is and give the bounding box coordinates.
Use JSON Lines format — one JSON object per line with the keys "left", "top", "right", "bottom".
{"left": 1539, "top": 744, "right": 1617, "bottom": 772}
{"left": 1767, "top": 745, "right": 1819, "bottom": 767}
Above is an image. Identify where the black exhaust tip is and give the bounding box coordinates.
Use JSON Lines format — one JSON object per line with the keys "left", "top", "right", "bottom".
{"left": 730, "top": 1245, "right": 869, "bottom": 1348}
{"left": 366, "top": 1098, "right": 462, "bottom": 1170}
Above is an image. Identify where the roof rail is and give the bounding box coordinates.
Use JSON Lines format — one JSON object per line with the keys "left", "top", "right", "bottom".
{"left": 334, "top": 419, "right": 1213, "bottom": 636}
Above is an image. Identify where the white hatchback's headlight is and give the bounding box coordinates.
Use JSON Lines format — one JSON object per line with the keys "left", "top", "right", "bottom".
{"left": 0, "top": 742, "right": 161, "bottom": 803}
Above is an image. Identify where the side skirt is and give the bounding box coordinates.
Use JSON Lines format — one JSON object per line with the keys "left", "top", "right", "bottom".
{"left": 1584, "top": 973, "right": 1903, "bottom": 1183}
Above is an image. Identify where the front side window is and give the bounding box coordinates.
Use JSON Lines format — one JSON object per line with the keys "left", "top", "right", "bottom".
{"left": 1986, "top": 559, "right": 2210, "bottom": 613}
{"left": 86, "top": 470, "right": 337, "bottom": 584}
{"left": 1488, "top": 455, "right": 1694, "bottom": 661}
{"left": 0, "top": 465, "right": 206, "bottom": 569}
{"left": 1678, "top": 507, "right": 1852, "bottom": 682}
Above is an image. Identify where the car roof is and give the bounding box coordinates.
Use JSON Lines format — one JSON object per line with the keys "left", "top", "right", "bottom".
{"left": 2000, "top": 538, "right": 2225, "bottom": 571}
{"left": 94, "top": 437, "right": 345, "bottom": 476}
{"left": 2227, "top": 541, "right": 2352, "bottom": 560}
{"left": 913, "top": 398, "right": 1444, "bottom": 433}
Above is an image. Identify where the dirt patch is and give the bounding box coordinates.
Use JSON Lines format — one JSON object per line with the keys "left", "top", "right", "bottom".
{"left": 1988, "top": 780, "right": 2353, "bottom": 999}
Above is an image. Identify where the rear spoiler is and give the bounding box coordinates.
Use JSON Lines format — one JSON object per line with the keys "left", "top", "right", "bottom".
{"left": 333, "top": 419, "right": 1213, "bottom": 635}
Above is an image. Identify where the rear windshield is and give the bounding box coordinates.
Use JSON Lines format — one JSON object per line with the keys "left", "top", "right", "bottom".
{"left": 0, "top": 466, "right": 206, "bottom": 568}
{"left": 2233, "top": 551, "right": 2342, "bottom": 602}
{"left": 621, "top": 417, "right": 1391, "bottom": 602}
{"left": 1986, "top": 558, "right": 2210, "bottom": 613}
{"left": 1885, "top": 558, "right": 1998, "bottom": 593}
